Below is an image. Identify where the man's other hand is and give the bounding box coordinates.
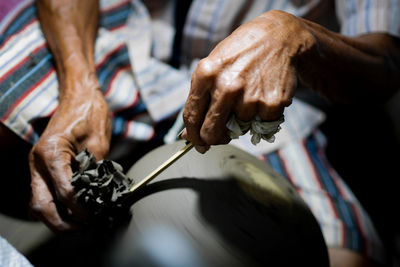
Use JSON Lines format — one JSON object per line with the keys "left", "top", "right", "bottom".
{"left": 29, "top": 76, "right": 111, "bottom": 232}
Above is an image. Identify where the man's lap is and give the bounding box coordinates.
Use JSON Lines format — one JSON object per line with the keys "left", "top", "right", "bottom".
{"left": 262, "top": 131, "right": 386, "bottom": 264}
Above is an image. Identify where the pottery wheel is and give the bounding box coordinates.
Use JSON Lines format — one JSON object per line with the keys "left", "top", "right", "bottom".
{"left": 115, "top": 141, "right": 329, "bottom": 267}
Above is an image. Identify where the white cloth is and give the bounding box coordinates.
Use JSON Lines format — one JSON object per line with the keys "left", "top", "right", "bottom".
{"left": 226, "top": 115, "right": 284, "bottom": 145}
{"left": 230, "top": 98, "right": 325, "bottom": 155}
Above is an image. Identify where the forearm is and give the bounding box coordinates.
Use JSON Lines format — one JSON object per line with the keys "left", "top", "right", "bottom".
{"left": 297, "top": 18, "right": 400, "bottom": 102}
{"left": 29, "top": 0, "right": 112, "bottom": 232}
{"left": 36, "top": 0, "right": 100, "bottom": 99}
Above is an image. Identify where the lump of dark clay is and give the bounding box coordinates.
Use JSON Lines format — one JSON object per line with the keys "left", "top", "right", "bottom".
{"left": 71, "top": 149, "right": 134, "bottom": 225}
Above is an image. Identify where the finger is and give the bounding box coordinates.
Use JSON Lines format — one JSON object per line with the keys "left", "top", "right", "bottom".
{"left": 183, "top": 60, "right": 215, "bottom": 146}
{"left": 234, "top": 89, "right": 258, "bottom": 121}
{"left": 200, "top": 88, "right": 237, "bottom": 146}
{"left": 258, "top": 67, "right": 296, "bottom": 121}
{"left": 46, "top": 153, "right": 87, "bottom": 221}
{"left": 29, "top": 160, "right": 79, "bottom": 232}
{"left": 86, "top": 136, "right": 110, "bottom": 160}
{"left": 85, "top": 116, "right": 112, "bottom": 161}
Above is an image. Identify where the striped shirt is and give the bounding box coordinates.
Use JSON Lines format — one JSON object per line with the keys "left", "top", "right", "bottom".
{"left": 0, "top": 0, "right": 190, "bottom": 143}
{"left": 1, "top": 0, "right": 399, "bottom": 146}
{"left": 179, "top": 0, "right": 400, "bottom": 64}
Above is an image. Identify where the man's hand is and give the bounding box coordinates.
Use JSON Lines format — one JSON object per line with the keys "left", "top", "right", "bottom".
{"left": 182, "top": 10, "right": 400, "bottom": 152}
{"left": 29, "top": 76, "right": 111, "bottom": 232}
{"left": 33, "top": 0, "right": 106, "bottom": 231}
{"left": 182, "top": 11, "right": 316, "bottom": 152}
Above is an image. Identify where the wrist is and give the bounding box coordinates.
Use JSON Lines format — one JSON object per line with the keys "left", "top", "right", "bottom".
{"left": 55, "top": 45, "right": 96, "bottom": 77}
{"left": 58, "top": 70, "right": 101, "bottom": 101}
{"left": 259, "top": 11, "right": 319, "bottom": 62}
{"left": 55, "top": 48, "right": 99, "bottom": 98}
{"left": 294, "top": 20, "right": 335, "bottom": 93}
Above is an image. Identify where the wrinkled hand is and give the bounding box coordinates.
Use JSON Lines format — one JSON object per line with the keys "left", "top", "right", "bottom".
{"left": 182, "top": 10, "right": 316, "bottom": 152}
{"left": 29, "top": 79, "right": 111, "bottom": 232}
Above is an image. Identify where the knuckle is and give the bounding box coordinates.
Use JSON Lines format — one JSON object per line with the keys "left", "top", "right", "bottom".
{"left": 87, "top": 139, "right": 110, "bottom": 158}
{"left": 196, "top": 58, "right": 218, "bottom": 80}
{"left": 261, "top": 93, "right": 285, "bottom": 109}
{"left": 100, "top": 142, "right": 110, "bottom": 156}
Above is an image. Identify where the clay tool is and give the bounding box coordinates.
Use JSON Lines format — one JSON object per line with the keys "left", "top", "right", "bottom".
{"left": 129, "top": 138, "right": 193, "bottom": 193}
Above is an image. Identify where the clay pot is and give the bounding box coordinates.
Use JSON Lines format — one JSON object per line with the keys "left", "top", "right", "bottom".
{"left": 110, "top": 141, "right": 329, "bottom": 267}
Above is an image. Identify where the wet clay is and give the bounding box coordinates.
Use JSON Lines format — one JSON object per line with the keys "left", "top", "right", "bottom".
{"left": 71, "top": 149, "right": 133, "bottom": 224}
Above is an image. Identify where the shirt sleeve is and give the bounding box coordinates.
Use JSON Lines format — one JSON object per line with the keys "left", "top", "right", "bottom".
{"left": 335, "top": 0, "right": 400, "bottom": 37}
